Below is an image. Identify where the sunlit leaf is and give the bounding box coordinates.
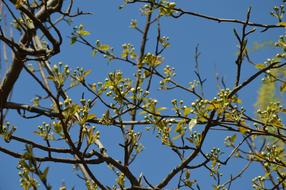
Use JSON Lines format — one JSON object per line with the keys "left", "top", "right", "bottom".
{"left": 78, "top": 30, "right": 90, "bottom": 36}
{"left": 83, "top": 70, "right": 92, "bottom": 77}
{"left": 175, "top": 121, "right": 183, "bottom": 134}
{"left": 157, "top": 107, "right": 167, "bottom": 111}
{"left": 188, "top": 118, "right": 197, "bottom": 132}
{"left": 232, "top": 97, "right": 242, "bottom": 103}
{"left": 255, "top": 64, "right": 266, "bottom": 69}
{"left": 230, "top": 134, "right": 237, "bottom": 143}
{"left": 173, "top": 134, "right": 182, "bottom": 140}
{"left": 278, "top": 22, "right": 286, "bottom": 27}
{"left": 99, "top": 44, "right": 110, "bottom": 51}
{"left": 238, "top": 126, "right": 247, "bottom": 134}
{"left": 186, "top": 137, "right": 193, "bottom": 143}
{"left": 92, "top": 49, "right": 97, "bottom": 56}
{"left": 15, "top": 0, "right": 22, "bottom": 8}
{"left": 280, "top": 82, "right": 286, "bottom": 92}
{"left": 184, "top": 107, "right": 193, "bottom": 116}
{"left": 86, "top": 114, "right": 96, "bottom": 121}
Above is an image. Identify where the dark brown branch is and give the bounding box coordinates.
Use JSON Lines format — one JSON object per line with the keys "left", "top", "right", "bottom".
{"left": 228, "top": 62, "right": 286, "bottom": 98}
{"left": 10, "top": 135, "right": 72, "bottom": 154}
{"left": 4, "top": 101, "right": 171, "bottom": 126}
{"left": 5, "top": 101, "right": 59, "bottom": 117}
{"left": 234, "top": 8, "right": 253, "bottom": 87}
{"left": 129, "top": 0, "right": 283, "bottom": 30}
{"left": 0, "top": 145, "right": 103, "bottom": 164}
{"left": 156, "top": 110, "right": 216, "bottom": 189}
{"left": 93, "top": 151, "right": 140, "bottom": 187}
{"left": 0, "top": 0, "right": 63, "bottom": 107}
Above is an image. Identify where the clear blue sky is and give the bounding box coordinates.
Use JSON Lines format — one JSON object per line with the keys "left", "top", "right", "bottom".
{"left": 0, "top": 1, "right": 283, "bottom": 189}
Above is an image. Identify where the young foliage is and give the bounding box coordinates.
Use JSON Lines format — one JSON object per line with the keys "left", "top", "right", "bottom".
{"left": 0, "top": 0, "right": 285, "bottom": 190}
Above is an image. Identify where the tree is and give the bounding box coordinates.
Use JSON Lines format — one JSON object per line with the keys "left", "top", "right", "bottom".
{"left": 0, "top": 0, "right": 285, "bottom": 189}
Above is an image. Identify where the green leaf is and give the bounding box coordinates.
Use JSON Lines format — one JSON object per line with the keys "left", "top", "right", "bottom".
{"left": 89, "top": 83, "right": 96, "bottom": 91}
{"left": 239, "top": 126, "right": 247, "bottom": 134}
{"left": 116, "top": 173, "right": 125, "bottom": 187}
{"left": 92, "top": 49, "right": 97, "bottom": 56}
{"left": 173, "top": 134, "right": 182, "bottom": 140}
{"left": 53, "top": 122, "right": 62, "bottom": 133}
{"left": 186, "top": 137, "right": 193, "bottom": 143}
{"left": 184, "top": 107, "right": 192, "bottom": 116}
{"left": 255, "top": 64, "right": 266, "bottom": 69}
{"left": 70, "top": 36, "right": 77, "bottom": 45}
{"left": 280, "top": 82, "right": 286, "bottom": 92}
{"left": 77, "top": 25, "right": 90, "bottom": 36}
{"left": 83, "top": 69, "right": 92, "bottom": 77}
{"left": 175, "top": 121, "right": 183, "bottom": 133}
{"left": 185, "top": 169, "right": 190, "bottom": 179}
{"left": 232, "top": 97, "right": 242, "bottom": 104}
{"left": 87, "top": 128, "right": 94, "bottom": 144}
{"left": 59, "top": 185, "right": 67, "bottom": 190}
{"left": 99, "top": 44, "right": 110, "bottom": 51}
{"left": 86, "top": 114, "right": 96, "bottom": 121}
{"left": 278, "top": 22, "right": 286, "bottom": 27}
{"left": 157, "top": 107, "right": 167, "bottom": 111}
{"left": 188, "top": 118, "right": 197, "bottom": 131}
{"left": 32, "top": 97, "right": 40, "bottom": 107}
{"left": 78, "top": 30, "right": 90, "bottom": 36}
{"left": 15, "top": 0, "right": 22, "bottom": 8}
{"left": 230, "top": 134, "right": 237, "bottom": 143}
{"left": 47, "top": 75, "right": 54, "bottom": 80}
{"left": 40, "top": 167, "right": 49, "bottom": 180}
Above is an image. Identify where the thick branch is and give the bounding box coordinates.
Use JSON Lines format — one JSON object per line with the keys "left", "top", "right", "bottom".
{"left": 0, "top": 0, "right": 63, "bottom": 106}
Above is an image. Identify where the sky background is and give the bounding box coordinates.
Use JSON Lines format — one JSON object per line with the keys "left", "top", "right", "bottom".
{"left": 0, "top": 1, "right": 284, "bottom": 189}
